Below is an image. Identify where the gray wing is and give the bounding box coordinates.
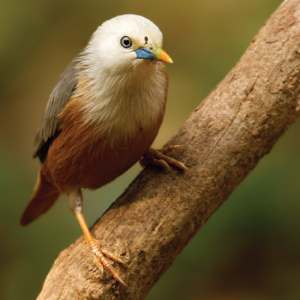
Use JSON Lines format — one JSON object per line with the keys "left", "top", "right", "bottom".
{"left": 34, "top": 55, "right": 83, "bottom": 162}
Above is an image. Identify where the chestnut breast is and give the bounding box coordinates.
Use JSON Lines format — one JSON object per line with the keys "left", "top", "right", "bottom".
{"left": 44, "top": 99, "right": 164, "bottom": 194}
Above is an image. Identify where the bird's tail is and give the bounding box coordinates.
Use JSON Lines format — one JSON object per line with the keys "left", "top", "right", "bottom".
{"left": 20, "top": 168, "right": 60, "bottom": 226}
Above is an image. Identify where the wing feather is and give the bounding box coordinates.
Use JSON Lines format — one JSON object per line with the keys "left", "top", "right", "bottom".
{"left": 34, "top": 55, "right": 83, "bottom": 162}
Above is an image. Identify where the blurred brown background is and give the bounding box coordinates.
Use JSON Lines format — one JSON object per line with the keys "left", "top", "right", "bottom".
{"left": 1, "top": 0, "right": 300, "bottom": 299}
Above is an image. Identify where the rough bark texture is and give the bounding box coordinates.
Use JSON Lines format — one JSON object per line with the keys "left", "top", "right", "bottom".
{"left": 37, "top": 1, "right": 300, "bottom": 299}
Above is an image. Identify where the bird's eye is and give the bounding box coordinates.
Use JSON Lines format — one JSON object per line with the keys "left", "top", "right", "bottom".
{"left": 120, "top": 36, "right": 132, "bottom": 48}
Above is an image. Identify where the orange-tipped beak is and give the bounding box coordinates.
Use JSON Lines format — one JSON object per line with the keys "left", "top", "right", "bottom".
{"left": 150, "top": 43, "right": 173, "bottom": 63}
{"left": 135, "top": 43, "right": 173, "bottom": 63}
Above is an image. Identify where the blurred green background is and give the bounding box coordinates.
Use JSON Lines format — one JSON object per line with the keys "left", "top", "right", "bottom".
{"left": 1, "top": 0, "right": 299, "bottom": 299}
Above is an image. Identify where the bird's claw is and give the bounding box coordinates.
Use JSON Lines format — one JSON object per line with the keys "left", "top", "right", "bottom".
{"left": 140, "top": 145, "right": 188, "bottom": 171}
{"left": 89, "top": 239, "right": 127, "bottom": 286}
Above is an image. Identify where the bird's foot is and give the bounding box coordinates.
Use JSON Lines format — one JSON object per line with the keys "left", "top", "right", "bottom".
{"left": 140, "top": 145, "right": 188, "bottom": 171}
{"left": 89, "top": 239, "right": 127, "bottom": 286}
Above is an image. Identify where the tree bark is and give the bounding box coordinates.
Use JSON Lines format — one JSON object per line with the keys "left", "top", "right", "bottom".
{"left": 37, "top": 1, "right": 300, "bottom": 299}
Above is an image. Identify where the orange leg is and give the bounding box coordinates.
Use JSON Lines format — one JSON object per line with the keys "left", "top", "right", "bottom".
{"left": 140, "top": 145, "right": 188, "bottom": 171}
{"left": 68, "top": 189, "right": 127, "bottom": 286}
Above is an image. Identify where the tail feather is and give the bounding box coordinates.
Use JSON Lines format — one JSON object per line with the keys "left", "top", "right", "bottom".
{"left": 21, "top": 170, "right": 60, "bottom": 226}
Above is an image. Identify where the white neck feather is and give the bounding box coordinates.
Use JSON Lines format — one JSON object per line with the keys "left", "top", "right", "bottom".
{"left": 76, "top": 58, "right": 168, "bottom": 145}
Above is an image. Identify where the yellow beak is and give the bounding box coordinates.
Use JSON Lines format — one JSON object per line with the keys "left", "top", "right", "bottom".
{"left": 135, "top": 43, "right": 173, "bottom": 63}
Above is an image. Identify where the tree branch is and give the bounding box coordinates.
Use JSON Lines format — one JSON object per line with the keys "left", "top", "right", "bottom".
{"left": 37, "top": 1, "right": 300, "bottom": 299}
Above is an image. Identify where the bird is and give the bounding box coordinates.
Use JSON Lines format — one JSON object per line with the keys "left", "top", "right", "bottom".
{"left": 21, "top": 14, "right": 187, "bottom": 285}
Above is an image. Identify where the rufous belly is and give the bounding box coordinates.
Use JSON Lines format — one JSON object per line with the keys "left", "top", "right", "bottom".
{"left": 43, "top": 112, "right": 163, "bottom": 194}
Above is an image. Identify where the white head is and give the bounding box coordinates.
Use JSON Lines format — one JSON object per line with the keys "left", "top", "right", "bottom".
{"left": 82, "top": 14, "right": 172, "bottom": 80}
{"left": 76, "top": 15, "right": 172, "bottom": 144}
